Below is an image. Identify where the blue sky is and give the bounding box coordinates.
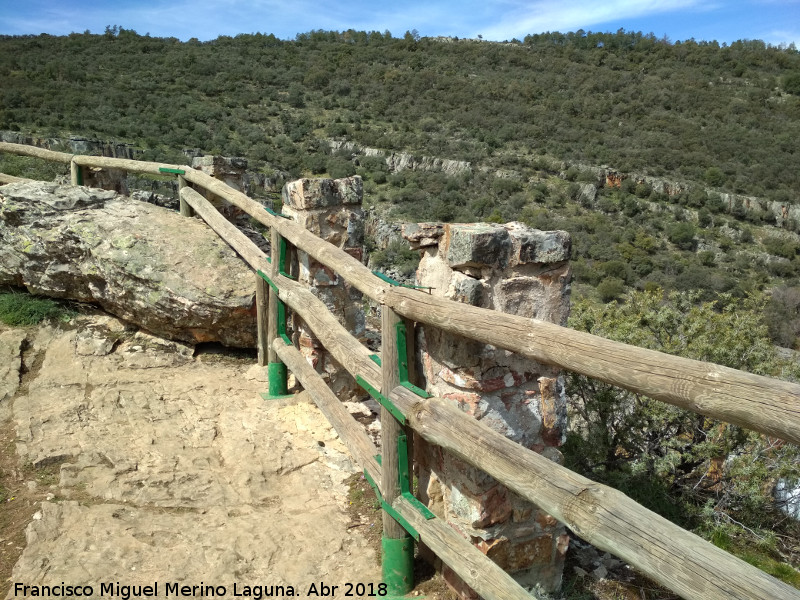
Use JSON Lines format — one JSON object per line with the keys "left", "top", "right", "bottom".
{"left": 1, "top": 0, "right": 798, "bottom": 47}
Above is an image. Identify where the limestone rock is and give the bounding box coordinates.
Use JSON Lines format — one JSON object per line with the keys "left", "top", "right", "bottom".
{"left": 0, "top": 327, "right": 26, "bottom": 422}
{"left": 402, "top": 222, "right": 444, "bottom": 249}
{"left": 506, "top": 223, "right": 571, "bottom": 265}
{"left": 0, "top": 181, "right": 256, "bottom": 347}
{"left": 282, "top": 176, "right": 363, "bottom": 210}
{"left": 444, "top": 223, "right": 513, "bottom": 270}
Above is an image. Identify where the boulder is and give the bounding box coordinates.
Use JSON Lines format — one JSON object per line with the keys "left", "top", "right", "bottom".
{"left": 444, "top": 223, "right": 513, "bottom": 271}
{"left": 0, "top": 181, "right": 256, "bottom": 347}
{"left": 282, "top": 176, "right": 363, "bottom": 210}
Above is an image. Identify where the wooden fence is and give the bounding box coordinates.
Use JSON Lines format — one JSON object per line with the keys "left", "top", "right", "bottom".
{"left": 2, "top": 141, "right": 800, "bottom": 600}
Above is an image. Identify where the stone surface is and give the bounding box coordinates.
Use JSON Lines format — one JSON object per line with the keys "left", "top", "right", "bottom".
{"left": 506, "top": 224, "right": 571, "bottom": 265}
{"left": 0, "top": 181, "right": 257, "bottom": 347}
{"left": 444, "top": 224, "right": 513, "bottom": 271}
{"left": 0, "top": 327, "right": 26, "bottom": 422}
{"left": 282, "top": 177, "right": 363, "bottom": 211}
{"left": 402, "top": 222, "right": 445, "bottom": 249}
{"left": 5, "top": 316, "right": 378, "bottom": 595}
{"left": 281, "top": 177, "right": 365, "bottom": 401}
{"left": 410, "top": 220, "right": 571, "bottom": 595}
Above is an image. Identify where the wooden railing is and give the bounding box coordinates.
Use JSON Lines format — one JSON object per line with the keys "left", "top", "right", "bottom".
{"left": 2, "top": 141, "right": 799, "bottom": 600}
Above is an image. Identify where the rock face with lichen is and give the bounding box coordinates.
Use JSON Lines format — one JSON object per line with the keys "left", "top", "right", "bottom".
{"left": 0, "top": 181, "right": 256, "bottom": 347}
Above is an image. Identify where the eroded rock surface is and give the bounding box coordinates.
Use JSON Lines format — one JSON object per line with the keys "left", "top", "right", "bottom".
{"left": 4, "top": 316, "right": 378, "bottom": 597}
{"left": 0, "top": 328, "right": 26, "bottom": 422}
{"left": 0, "top": 181, "right": 256, "bottom": 347}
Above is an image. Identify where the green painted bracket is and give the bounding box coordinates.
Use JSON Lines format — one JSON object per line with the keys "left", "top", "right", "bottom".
{"left": 158, "top": 167, "right": 185, "bottom": 175}
{"left": 255, "top": 270, "right": 291, "bottom": 345}
{"left": 256, "top": 270, "right": 278, "bottom": 293}
{"left": 278, "top": 236, "right": 293, "bottom": 278}
{"left": 363, "top": 468, "right": 420, "bottom": 542}
{"left": 265, "top": 206, "right": 290, "bottom": 219}
{"left": 76, "top": 167, "right": 83, "bottom": 185}
{"left": 369, "top": 354, "right": 382, "bottom": 367}
{"left": 375, "top": 454, "right": 382, "bottom": 466}
{"left": 276, "top": 297, "right": 292, "bottom": 346}
{"left": 362, "top": 436, "right": 435, "bottom": 543}
{"left": 398, "top": 435, "right": 435, "bottom": 519}
{"left": 395, "top": 322, "right": 431, "bottom": 399}
{"left": 356, "top": 375, "right": 406, "bottom": 425}
{"left": 372, "top": 270, "right": 434, "bottom": 291}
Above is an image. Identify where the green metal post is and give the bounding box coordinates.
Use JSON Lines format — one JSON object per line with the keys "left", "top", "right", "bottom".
{"left": 260, "top": 226, "right": 293, "bottom": 401}
{"left": 267, "top": 362, "right": 288, "bottom": 397}
{"left": 382, "top": 536, "right": 414, "bottom": 596}
{"left": 381, "top": 307, "right": 414, "bottom": 596}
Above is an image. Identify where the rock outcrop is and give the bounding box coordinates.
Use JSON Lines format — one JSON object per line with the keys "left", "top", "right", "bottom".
{"left": 0, "top": 181, "right": 256, "bottom": 347}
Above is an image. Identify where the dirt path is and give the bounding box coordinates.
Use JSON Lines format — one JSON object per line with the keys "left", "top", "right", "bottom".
{"left": 1, "top": 316, "right": 380, "bottom": 599}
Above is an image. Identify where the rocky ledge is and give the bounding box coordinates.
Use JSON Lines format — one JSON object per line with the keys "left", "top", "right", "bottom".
{"left": 0, "top": 181, "right": 257, "bottom": 347}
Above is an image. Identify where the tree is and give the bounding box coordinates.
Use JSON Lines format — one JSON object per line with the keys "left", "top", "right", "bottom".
{"left": 783, "top": 72, "right": 800, "bottom": 95}
{"left": 596, "top": 277, "right": 625, "bottom": 302}
{"left": 667, "top": 221, "right": 696, "bottom": 250}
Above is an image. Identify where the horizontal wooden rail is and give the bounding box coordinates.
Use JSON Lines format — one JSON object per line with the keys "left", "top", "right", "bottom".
{"left": 386, "top": 286, "right": 800, "bottom": 446}
{"left": 180, "top": 169, "right": 391, "bottom": 301}
{"left": 0, "top": 141, "right": 73, "bottom": 163}
{"left": 179, "top": 181, "right": 799, "bottom": 599}
{"left": 0, "top": 173, "right": 32, "bottom": 185}
{"left": 389, "top": 387, "right": 800, "bottom": 600}
{"left": 273, "top": 339, "right": 537, "bottom": 600}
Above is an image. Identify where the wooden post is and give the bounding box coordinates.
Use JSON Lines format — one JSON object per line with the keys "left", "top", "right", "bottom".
{"left": 178, "top": 175, "right": 194, "bottom": 217}
{"left": 255, "top": 272, "right": 269, "bottom": 367}
{"left": 380, "top": 306, "right": 414, "bottom": 595}
{"left": 70, "top": 159, "right": 83, "bottom": 186}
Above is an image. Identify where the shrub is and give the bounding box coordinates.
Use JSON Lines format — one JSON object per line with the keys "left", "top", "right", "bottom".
{"left": 763, "top": 235, "right": 799, "bottom": 259}
{"left": 667, "top": 222, "right": 697, "bottom": 250}
{"left": 783, "top": 72, "right": 800, "bottom": 96}
{"left": 0, "top": 291, "right": 74, "bottom": 326}
{"left": 597, "top": 277, "right": 625, "bottom": 302}
{"left": 566, "top": 290, "right": 800, "bottom": 575}
{"left": 326, "top": 157, "right": 356, "bottom": 179}
{"left": 370, "top": 240, "right": 419, "bottom": 277}
{"left": 704, "top": 167, "right": 725, "bottom": 187}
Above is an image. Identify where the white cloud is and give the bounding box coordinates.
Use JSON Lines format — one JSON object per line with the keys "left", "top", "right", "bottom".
{"left": 478, "top": 0, "right": 705, "bottom": 41}
{"left": 763, "top": 29, "right": 800, "bottom": 47}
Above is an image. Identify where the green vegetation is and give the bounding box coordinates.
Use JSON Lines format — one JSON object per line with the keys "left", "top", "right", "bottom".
{"left": 565, "top": 290, "right": 800, "bottom": 586}
{"left": 0, "top": 154, "right": 68, "bottom": 181}
{"left": 1, "top": 29, "right": 799, "bottom": 199}
{"left": 369, "top": 240, "right": 420, "bottom": 276}
{"left": 0, "top": 291, "right": 75, "bottom": 326}
{"left": 2, "top": 29, "right": 800, "bottom": 343}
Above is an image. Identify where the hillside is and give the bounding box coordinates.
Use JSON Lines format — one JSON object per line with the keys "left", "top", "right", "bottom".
{"left": 1, "top": 29, "right": 799, "bottom": 195}
{"left": 1, "top": 29, "right": 800, "bottom": 595}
